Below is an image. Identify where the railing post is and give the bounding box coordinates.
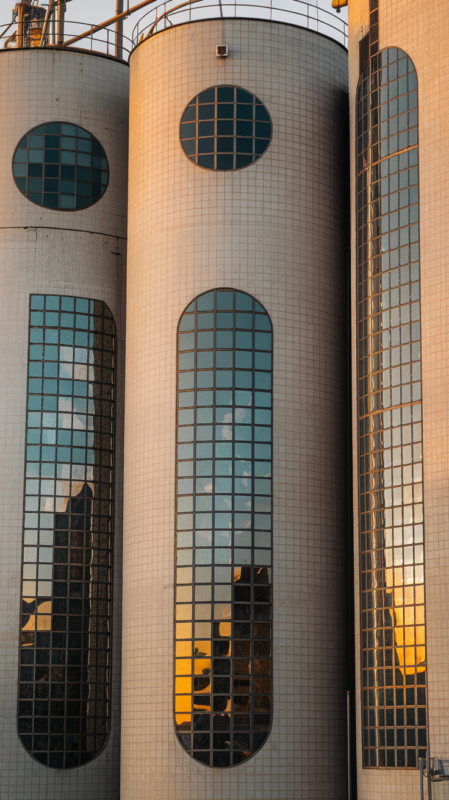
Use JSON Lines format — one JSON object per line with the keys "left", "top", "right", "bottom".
{"left": 17, "top": 3, "right": 25, "bottom": 48}
{"left": 51, "top": 4, "right": 56, "bottom": 45}
{"left": 56, "top": 0, "right": 65, "bottom": 45}
{"left": 115, "top": 0, "right": 124, "bottom": 58}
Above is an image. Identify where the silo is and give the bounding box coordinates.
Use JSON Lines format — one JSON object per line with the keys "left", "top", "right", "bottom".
{"left": 0, "top": 44, "right": 128, "bottom": 799}
{"left": 123, "top": 14, "right": 350, "bottom": 800}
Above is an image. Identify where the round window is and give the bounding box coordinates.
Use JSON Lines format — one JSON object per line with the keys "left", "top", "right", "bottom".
{"left": 180, "top": 86, "right": 272, "bottom": 171}
{"left": 12, "top": 122, "right": 109, "bottom": 211}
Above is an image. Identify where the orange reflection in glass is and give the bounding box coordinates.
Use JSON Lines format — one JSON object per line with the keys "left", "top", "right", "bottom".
{"left": 36, "top": 614, "right": 51, "bottom": 631}
{"left": 175, "top": 713, "right": 191, "bottom": 730}
{"left": 194, "top": 676, "right": 210, "bottom": 694}
{"left": 194, "top": 658, "right": 211, "bottom": 675}
{"left": 176, "top": 622, "right": 192, "bottom": 639}
{"left": 176, "top": 659, "right": 192, "bottom": 675}
{"left": 22, "top": 599, "right": 52, "bottom": 633}
{"left": 193, "top": 640, "right": 211, "bottom": 657}
{"left": 175, "top": 695, "right": 191, "bottom": 712}
{"left": 416, "top": 605, "right": 425, "bottom": 624}
{"left": 405, "top": 603, "right": 416, "bottom": 625}
{"left": 417, "top": 648, "right": 426, "bottom": 672}
{"left": 176, "top": 641, "right": 192, "bottom": 658}
{"left": 386, "top": 574, "right": 426, "bottom": 678}
{"left": 416, "top": 585, "right": 424, "bottom": 605}
{"left": 175, "top": 677, "right": 192, "bottom": 694}
{"left": 219, "top": 622, "right": 231, "bottom": 637}
{"left": 404, "top": 585, "right": 414, "bottom": 605}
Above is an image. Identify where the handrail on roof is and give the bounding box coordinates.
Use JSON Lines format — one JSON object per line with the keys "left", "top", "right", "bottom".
{"left": 0, "top": 0, "right": 347, "bottom": 58}
{"left": 132, "top": 0, "right": 347, "bottom": 48}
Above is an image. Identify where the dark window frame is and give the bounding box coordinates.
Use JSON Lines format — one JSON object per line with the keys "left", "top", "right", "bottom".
{"left": 174, "top": 288, "right": 274, "bottom": 768}
{"left": 179, "top": 86, "right": 272, "bottom": 172}
{"left": 18, "top": 294, "right": 116, "bottom": 770}
{"left": 12, "top": 122, "right": 109, "bottom": 212}
{"left": 356, "top": 47, "right": 427, "bottom": 770}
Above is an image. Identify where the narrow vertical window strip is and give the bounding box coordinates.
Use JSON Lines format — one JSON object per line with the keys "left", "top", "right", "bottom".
{"left": 357, "top": 48, "right": 426, "bottom": 770}
{"left": 175, "top": 288, "right": 273, "bottom": 767}
{"left": 19, "top": 294, "right": 115, "bottom": 769}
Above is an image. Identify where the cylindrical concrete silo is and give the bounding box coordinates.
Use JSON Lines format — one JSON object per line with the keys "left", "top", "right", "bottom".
{"left": 124, "top": 17, "right": 349, "bottom": 800}
{"left": 0, "top": 47, "right": 128, "bottom": 799}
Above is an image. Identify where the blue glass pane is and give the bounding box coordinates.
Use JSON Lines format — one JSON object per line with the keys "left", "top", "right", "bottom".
{"left": 180, "top": 86, "right": 271, "bottom": 171}
{"left": 12, "top": 123, "right": 108, "bottom": 211}
{"left": 19, "top": 295, "right": 116, "bottom": 769}
{"left": 175, "top": 289, "right": 272, "bottom": 767}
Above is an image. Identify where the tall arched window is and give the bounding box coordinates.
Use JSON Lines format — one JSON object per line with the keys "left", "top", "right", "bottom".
{"left": 356, "top": 48, "right": 426, "bottom": 769}
{"left": 174, "top": 288, "right": 273, "bottom": 767}
{"left": 19, "top": 295, "right": 115, "bottom": 768}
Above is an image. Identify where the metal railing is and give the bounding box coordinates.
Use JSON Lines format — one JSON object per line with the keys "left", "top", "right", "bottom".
{"left": 132, "top": 0, "right": 347, "bottom": 48}
{"left": 0, "top": 0, "right": 346, "bottom": 58}
{"left": 0, "top": 18, "right": 132, "bottom": 58}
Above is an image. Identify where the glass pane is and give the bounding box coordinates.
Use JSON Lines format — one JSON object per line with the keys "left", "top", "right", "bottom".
{"left": 356, "top": 47, "right": 426, "bottom": 770}
{"left": 12, "top": 123, "right": 109, "bottom": 211}
{"left": 19, "top": 295, "right": 115, "bottom": 769}
{"left": 175, "top": 289, "right": 272, "bottom": 766}
{"left": 180, "top": 87, "right": 271, "bottom": 172}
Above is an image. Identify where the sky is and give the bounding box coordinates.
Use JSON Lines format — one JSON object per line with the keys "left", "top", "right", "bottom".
{"left": 3, "top": 0, "right": 347, "bottom": 51}
{"left": 67, "top": 0, "right": 348, "bottom": 31}
{"left": 63, "top": 0, "right": 348, "bottom": 20}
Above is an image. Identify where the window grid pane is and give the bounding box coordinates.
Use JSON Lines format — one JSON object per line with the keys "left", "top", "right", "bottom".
{"left": 180, "top": 86, "right": 272, "bottom": 171}
{"left": 12, "top": 123, "right": 109, "bottom": 211}
{"left": 19, "top": 294, "right": 115, "bottom": 769}
{"left": 356, "top": 48, "right": 427, "bottom": 770}
{"left": 175, "top": 288, "right": 273, "bottom": 768}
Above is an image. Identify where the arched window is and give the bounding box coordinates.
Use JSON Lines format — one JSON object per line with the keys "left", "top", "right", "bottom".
{"left": 174, "top": 288, "right": 273, "bottom": 767}
{"left": 19, "top": 295, "right": 115, "bottom": 768}
{"left": 356, "top": 49, "right": 426, "bottom": 769}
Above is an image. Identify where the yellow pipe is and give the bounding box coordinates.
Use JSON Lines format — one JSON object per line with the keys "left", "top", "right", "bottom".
{"left": 332, "top": 0, "right": 348, "bottom": 12}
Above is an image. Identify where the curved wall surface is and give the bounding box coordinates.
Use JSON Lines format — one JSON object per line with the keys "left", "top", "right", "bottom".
{"left": 348, "top": 1, "right": 449, "bottom": 799}
{"left": 124, "top": 19, "right": 349, "bottom": 800}
{"left": 0, "top": 48, "right": 128, "bottom": 800}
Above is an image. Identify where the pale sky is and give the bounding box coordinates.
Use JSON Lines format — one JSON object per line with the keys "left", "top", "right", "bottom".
{"left": 63, "top": 0, "right": 347, "bottom": 21}
{"left": 67, "top": 0, "right": 347, "bottom": 32}
{"left": 2, "top": 0, "right": 347, "bottom": 51}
